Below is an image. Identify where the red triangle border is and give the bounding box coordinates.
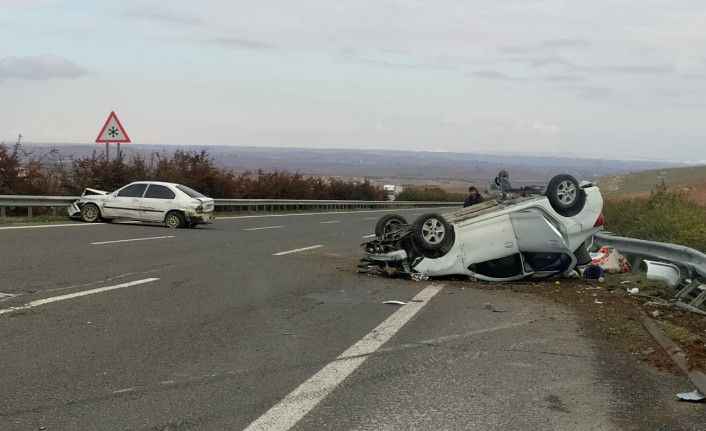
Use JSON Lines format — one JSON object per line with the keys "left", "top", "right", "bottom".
{"left": 95, "top": 111, "right": 131, "bottom": 143}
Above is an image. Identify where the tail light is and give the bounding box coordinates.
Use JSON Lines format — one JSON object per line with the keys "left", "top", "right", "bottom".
{"left": 594, "top": 213, "right": 605, "bottom": 227}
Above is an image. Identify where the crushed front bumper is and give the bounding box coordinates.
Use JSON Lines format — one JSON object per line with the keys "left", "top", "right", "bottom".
{"left": 68, "top": 202, "right": 81, "bottom": 218}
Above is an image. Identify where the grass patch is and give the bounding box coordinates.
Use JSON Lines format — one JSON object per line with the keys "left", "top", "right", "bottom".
{"left": 603, "top": 189, "right": 706, "bottom": 252}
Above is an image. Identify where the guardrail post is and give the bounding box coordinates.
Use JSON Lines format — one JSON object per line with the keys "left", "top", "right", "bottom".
{"left": 51, "top": 207, "right": 57, "bottom": 216}
{"left": 0, "top": 207, "right": 5, "bottom": 218}
{"left": 27, "top": 207, "right": 32, "bottom": 217}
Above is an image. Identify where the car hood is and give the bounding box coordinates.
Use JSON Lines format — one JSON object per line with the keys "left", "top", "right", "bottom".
{"left": 81, "top": 188, "right": 109, "bottom": 197}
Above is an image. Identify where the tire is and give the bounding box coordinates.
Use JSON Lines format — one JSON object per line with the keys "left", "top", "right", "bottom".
{"left": 164, "top": 211, "right": 185, "bottom": 229}
{"left": 374, "top": 214, "right": 407, "bottom": 237}
{"left": 80, "top": 203, "right": 101, "bottom": 223}
{"left": 546, "top": 174, "right": 586, "bottom": 217}
{"left": 412, "top": 213, "right": 453, "bottom": 251}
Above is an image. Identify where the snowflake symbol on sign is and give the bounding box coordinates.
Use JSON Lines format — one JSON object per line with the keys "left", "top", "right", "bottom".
{"left": 107, "top": 126, "right": 120, "bottom": 138}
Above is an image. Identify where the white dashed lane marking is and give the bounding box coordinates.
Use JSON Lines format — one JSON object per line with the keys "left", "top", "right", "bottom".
{"left": 0, "top": 278, "right": 160, "bottom": 316}
{"left": 90, "top": 236, "right": 175, "bottom": 245}
{"left": 272, "top": 245, "right": 324, "bottom": 256}
{"left": 0, "top": 223, "right": 105, "bottom": 231}
{"left": 243, "top": 225, "right": 285, "bottom": 231}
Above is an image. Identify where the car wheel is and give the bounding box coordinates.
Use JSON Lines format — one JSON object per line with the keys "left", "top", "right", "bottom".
{"left": 80, "top": 203, "right": 101, "bottom": 223}
{"left": 412, "top": 213, "right": 453, "bottom": 251}
{"left": 165, "top": 211, "right": 185, "bottom": 229}
{"left": 374, "top": 214, "right": 407, "bottom": 237}
{"left": 546, "top": 174, "right": 586, "bottom": 217}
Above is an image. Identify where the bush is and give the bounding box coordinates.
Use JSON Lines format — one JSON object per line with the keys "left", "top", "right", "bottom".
{"left": 396, "top": 186, "right": 465, "bottom": 202}
{"left": 603, "top": 189, "right": 706, "bottom": 252}
{"left": 0, "top": 143, "right": 385, "bottom": 201}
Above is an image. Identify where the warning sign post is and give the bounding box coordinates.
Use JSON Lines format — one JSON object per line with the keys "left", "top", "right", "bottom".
{"left": 95, "top": 111, "right": 131, "bottom": 161}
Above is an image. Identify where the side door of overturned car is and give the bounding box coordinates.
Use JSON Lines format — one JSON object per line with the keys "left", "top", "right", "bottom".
{"left": 140, "top": 184, "right": 177, "bottom": 222}
{"left": 102, "top": 183, "right": 148, "bottom": 220}
{"left": 457, "top": 214, "right": 524, "bottom": 280}
{"left": 509, "top": 209, "right": 575, "bottom": 276}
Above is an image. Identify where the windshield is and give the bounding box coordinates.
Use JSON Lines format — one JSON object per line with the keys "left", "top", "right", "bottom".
{"left": 176, "top": 184, "right": 206, "bottom": 198}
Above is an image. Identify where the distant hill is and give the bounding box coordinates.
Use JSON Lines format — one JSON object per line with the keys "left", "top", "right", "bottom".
{"left": 599, "top": 165, "right": 706, "bottom": 204}
{"left": 17, "top": 143, "right": 681, "bottom": 188}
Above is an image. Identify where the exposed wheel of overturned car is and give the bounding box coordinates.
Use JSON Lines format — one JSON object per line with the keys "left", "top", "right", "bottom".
{"left": 546, "top": 174, "right": 586, "bottom": 217}
{"left": 412, "top": 213, "right": 454, "bottom": 252}
{"left": 375, "top": 214, "right": 408, "bottom": 237}
{"left": 80, "top": 203, "right": 101, "bottom": 223}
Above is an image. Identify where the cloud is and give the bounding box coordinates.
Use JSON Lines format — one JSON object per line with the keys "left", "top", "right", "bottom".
{"left": 338, "top": 48, "right": 453, "bottom": 71}
{"left": 543, "top": 74, "right": 585, "bottom": 83}
{"left": 528, "top": 121, "right": 560, "bottom": 134}
{"left": 470, "top": 70, "right": 521, "bottom": 81}
{"left": 540, "top": 38, "right": 591, "bottom": 49}
{"left": 0, "top": 55, "right": 87, "bottom": 81}
{"left": 599, "top": 65, "right": 672, "bottom": 75}
{"left": 573, "top": 86, "right": 614, "bottom": 100}
{"left": 124, "top": 7, "right": 202, "bottom": 26}
{"left": 500, "top": 38, "right": 590, "bottom": 54}
{"left": 207, "top": 37, "right": 275, "bottom": 51}
{"left": 529, "top": 55, "right": 575, "bottom": 68}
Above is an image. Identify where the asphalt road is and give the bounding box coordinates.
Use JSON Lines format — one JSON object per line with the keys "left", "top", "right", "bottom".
{"left": 0, "top": 209, "right": 702, "bottom": 430}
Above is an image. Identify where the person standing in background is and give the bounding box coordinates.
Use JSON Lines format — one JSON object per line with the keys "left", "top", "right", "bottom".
{"left": 464, "top": 186, "right": 484, "bottom": 207}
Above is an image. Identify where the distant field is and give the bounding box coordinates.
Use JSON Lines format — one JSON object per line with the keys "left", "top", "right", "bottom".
{"left": 599, "top": 165, "right": 706, "bottom": 205}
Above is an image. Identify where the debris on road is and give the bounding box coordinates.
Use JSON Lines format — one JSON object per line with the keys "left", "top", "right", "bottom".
{"left": 411, "top": 273, "right": 430, "bottom": 282}
{"left": 383, "top": 300, "right": 407, "bottom": 306}
{"left": 676, "top": 390, "right": 705, "bottom": 402}
{"left": 483, "top": 303, "right": 508, "bottom": 312}
{"left": 591, "top": 246, "right": 632, "bottom": 273}
{"left": 583, "top": 264, "right": 605, "bottom": 280}
{"left": 643, "top": 260, "right": 681, "bottom": 288}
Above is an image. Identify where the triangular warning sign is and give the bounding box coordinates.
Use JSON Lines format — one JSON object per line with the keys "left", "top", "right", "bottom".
{"left": 95, "top": 111, "right": 131, "bottom": 143}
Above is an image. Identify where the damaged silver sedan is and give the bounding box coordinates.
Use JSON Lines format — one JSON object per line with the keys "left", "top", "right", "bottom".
{"left": 68, "top": 181, "right": 215, "bottom": 228}
{"left": 361, "top": 174, "right": 605, "bottom": 281}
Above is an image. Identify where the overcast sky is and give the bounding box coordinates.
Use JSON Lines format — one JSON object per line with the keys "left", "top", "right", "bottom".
{"left": 2, "top": 0, "right": 706, "bottom": 161}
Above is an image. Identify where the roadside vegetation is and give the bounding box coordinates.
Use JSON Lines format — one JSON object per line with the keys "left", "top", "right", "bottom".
{"left": 0, "top": 142, "right": 384, "bottom": 201}
{"left": 603, "top": 186, "right": 706, "bottom": 252}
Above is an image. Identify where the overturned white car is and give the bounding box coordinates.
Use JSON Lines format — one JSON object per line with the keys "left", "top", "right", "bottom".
{"left": 361, "top": 174, "right": 604, "bottom": 281}
{"left": 68, "top": 181, "right": 215, "bottom": 228}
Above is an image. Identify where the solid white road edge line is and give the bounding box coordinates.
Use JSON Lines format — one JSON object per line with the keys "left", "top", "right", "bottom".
{"left": 90, "top": 236, "right": 175, "bottom": 245}
{"left": 217, "top": 206, "right": 459, "bottom": 220}
{"left": 243, "top": 225, "right": 285, "bottom": 231}
{"left": 0, "top": 223, "right": 106, "bottom": 231}
{"left": 0, "top": 207, "right": 459, "bottom": 231}
{"left": 272, "top": 245, "right": 324, "bottom": 256}
{"left": 362, "top": 233, "right": 376, "bottom": 239}
{"left": 319, "top": 220, "right": 340, "bottom": 224}
{"left": 0, "top": 278, "right": 160, "bottom": 316}
{"left": 243, "top": 284, "right": 444, "bottom": 431}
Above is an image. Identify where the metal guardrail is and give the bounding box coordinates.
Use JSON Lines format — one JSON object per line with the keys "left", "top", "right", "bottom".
{"left": 0, "top": 195, "right": 461, "bottom": 217}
